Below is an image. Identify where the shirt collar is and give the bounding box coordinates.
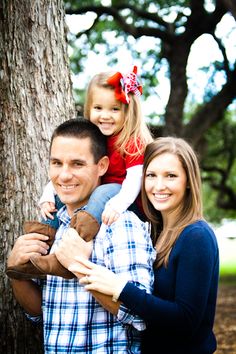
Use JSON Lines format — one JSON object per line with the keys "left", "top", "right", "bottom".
{"left": 57, "top": 205, "right": 87, "bottom": 226}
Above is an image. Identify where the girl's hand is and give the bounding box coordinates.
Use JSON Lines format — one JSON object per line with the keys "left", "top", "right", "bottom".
{"left": 102, "top": 207, "right": 120, "bottom": 226}
{"left": 68, "top": 256, "right": 127, "bottom": 298}
{"left": 40, "top": 202, "right": 57, "bottom": 220}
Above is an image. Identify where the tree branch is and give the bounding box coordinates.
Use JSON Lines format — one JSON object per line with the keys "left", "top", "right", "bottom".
{"left": 202, "top": 165, "right": 236, "bottom": 210}
{"left": 181, "top": 0, "right": 226, "bottom": 43}
{"left": 66, "top": 5, "right": 173, "bottom": 42}
{"left": 212, "top": 33, "right": 230, "bottom": 77}
{"left": 183, "top": 64, "right": 236, "bottom": 144}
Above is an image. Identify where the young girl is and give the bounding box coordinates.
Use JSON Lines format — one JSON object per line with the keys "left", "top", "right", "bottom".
{"left": 40, "top": 66, "right": 153, "bottom": 235}
{"left": 9, "top": 66, "right": 153, "bottom": 279}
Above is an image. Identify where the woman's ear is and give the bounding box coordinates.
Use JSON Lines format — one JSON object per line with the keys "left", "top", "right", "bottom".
{"left": 98, "top": 156, "right": 110, "bottom": 177}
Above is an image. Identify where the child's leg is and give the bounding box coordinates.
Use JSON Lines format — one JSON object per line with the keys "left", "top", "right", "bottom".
{"left": 41, "top": 195, "right": 64, "bottom": 229}
{"left": 86, "top": 183, "right": 121, "bottom": 224}
{"left": 70, "top": 183, "right": 121, "bottom": 241}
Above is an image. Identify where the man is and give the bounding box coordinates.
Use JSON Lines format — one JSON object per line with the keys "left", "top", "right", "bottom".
{"left": 7, "top": 118, "right": 155, "bottom": 353}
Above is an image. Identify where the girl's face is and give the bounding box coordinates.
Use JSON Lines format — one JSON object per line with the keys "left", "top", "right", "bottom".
{"left": 145, "top": 152, "right": 187, "bottom": 223}
{"left": 89, "top": 86, "right": 125, "bottom": 136}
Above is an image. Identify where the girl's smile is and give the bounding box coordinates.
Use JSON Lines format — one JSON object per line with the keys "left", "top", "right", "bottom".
{"left": 89, "top": 87, "right": 125, "bottom": 136}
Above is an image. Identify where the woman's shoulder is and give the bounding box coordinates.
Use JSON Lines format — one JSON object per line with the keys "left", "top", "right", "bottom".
{"left": 179, "top": 220, "right": 218, "bottom": 248}
{"left": 183, "top": 220, "right": 214, "bottom": 233}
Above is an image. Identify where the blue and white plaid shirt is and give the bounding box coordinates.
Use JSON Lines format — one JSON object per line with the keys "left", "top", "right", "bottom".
{"left": 29, "top": 206, "right": 155, "bottom": 353}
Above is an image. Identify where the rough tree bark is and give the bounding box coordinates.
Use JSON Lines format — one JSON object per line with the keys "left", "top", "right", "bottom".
{"left": 0, "top": 0, "right": 75, "bottom": 353}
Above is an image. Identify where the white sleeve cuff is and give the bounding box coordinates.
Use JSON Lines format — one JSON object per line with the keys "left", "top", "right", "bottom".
{"left": 38, "top": 181, "right": 56, "bottom": 205}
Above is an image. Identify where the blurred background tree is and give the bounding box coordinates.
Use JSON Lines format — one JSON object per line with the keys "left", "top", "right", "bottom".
{"left": 64, "top": 0, "right": 236, "bottom": 223}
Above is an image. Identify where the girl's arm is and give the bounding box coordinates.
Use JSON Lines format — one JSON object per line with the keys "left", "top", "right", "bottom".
{"left": 106, "top": 136, "right": 144, "bottom": 214}
{"left": 102, "top": 165, "right": 142, "bottom": 224}
{"left": 38, "top": 180, "right": 56, "bottom": 205}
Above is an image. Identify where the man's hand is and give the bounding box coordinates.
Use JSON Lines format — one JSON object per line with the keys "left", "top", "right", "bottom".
{"left": 7, "top": 233, "right": 50, "bottom": 268}
{"left": 55, "top": 228, "right": 93, "bottom": 270}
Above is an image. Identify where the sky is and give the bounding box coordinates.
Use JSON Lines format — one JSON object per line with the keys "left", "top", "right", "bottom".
{"left": 65, "top": 11, "right": 236, "bottom": 120}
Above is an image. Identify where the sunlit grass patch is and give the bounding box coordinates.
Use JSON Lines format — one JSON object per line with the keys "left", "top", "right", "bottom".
{"left": 220, "top": 263, "right": 236, "bottom": 283}
{"left": 218, "top": 237, "right": 236, "bottom": 283}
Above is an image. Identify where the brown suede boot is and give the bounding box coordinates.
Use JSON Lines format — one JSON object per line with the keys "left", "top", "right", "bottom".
{"left": 30, "top": 253, "right": 74, "bottom": 279}
{"left": 16, "top": 211, "right": 99, "bottom": 279}
{"left": 6, "top": 221, "right": 57, "bottom": 280}
{"left": 29, "top": 211, "right": 99, "bottom": 279}
{"left": 70, "top": 210, "right": 100, "bottom": 242}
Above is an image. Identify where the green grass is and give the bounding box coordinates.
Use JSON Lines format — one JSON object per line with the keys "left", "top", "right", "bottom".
{"left": 220, "top": 263, "right": 236, "bottom": 275}
{"left": 217, "top": 237, "right": 236, "bottom": 283}
{"left": 219, "top": 260, "right": 236, "bottom": 284}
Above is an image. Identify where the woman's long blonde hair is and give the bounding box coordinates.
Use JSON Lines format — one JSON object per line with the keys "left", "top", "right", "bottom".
{"left": 141, "top": 137, "right": 203, "bottom": 268}
{"left": 84, "top": 71, "right": 153, "bottom": 157}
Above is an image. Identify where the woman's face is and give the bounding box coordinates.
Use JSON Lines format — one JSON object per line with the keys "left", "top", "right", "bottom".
{"left": 144, "top": 152, "right": 187, "bottom": 221}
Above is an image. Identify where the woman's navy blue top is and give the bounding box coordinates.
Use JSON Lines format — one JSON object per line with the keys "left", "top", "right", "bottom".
{"left": 119, "top": 220, "right": 219, "bottom": 354}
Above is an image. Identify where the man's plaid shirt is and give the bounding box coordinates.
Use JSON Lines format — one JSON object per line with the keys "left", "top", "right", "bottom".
{"left": 29, "top": 206, "right": 155, "bottom": 353}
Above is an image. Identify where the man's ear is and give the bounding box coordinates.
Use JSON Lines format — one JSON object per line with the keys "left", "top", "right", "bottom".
{"left": 98, "top": 156, "right": 109, "bottom": 177}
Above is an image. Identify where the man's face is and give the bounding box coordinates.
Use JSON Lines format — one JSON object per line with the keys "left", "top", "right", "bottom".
{"left": 49, "top": 136, "right": 108, "bottom": 216}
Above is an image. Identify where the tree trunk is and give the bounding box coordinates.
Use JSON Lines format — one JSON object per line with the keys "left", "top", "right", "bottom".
{"left": 163, "top": 36, "right": 190, "bottom": 136}
{"left": 0, "top": 0, "right": 75, "bottom": 353}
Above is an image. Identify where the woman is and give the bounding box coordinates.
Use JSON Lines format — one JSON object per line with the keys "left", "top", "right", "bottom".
{"left": 69, "top": 137, "right": 219, "bottom": 354}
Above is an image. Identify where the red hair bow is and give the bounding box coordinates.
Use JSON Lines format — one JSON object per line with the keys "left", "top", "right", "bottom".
{"left": 107, "top": 66, "right": 142, "bottom": 104}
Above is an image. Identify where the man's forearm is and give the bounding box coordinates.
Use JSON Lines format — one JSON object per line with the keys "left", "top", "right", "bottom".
{"left": 11, "top": 279, "right": 42, "bottom": 316}
{"left": 91, "top": 290, "right": 120, "bottom": 315}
